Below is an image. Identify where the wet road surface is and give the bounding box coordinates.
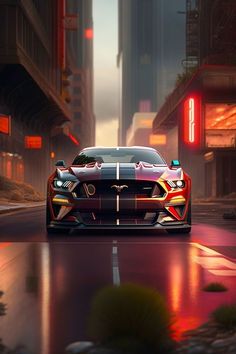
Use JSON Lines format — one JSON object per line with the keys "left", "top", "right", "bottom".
{"left": 0, "top": 205, "right": 236, "bottom": 354}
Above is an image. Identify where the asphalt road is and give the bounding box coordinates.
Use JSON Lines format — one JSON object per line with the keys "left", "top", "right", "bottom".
{"left": 0, "top": 205, "right": 236, "bottom": 354}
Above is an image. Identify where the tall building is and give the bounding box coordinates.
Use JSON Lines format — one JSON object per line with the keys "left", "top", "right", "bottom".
{"left": 0, "top": 0, "right": 94, "bottom": 192}
{"left": 185, "top": 0, "right": 236, "bottom": 68}
{"left": 152, "top": 0, "right": 236, "bottom": 197}
{"left": 67, "top": 0, "right": 95, "bottom": 149}
{"left": 0, "top": 0, "right": 72, "bottom": 192}
{"left": 118, "top": 0, "right": 185, "bottom": 145}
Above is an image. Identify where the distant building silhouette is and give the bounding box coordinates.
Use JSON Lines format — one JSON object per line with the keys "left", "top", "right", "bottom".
{"left": 118, "top": 0, "right": 185, "bottom": 145}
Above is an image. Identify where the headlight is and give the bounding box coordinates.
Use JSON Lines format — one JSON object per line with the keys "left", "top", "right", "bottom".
{"left": 167, "top": 180, "right": 185, "bottom": 189}
{"left": 53, "top": 179, "right": 74, "bottom": 189}
{"left": 176, "top": 180, "right": 185, "bottom": 188}
{"left": 54, "top": 180, "right": 63, "bottom": 188}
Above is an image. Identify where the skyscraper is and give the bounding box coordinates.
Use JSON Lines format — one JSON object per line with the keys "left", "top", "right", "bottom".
{"left": 67, "top": 0, "right": 95, "bottom": 149}
{"left": 118, "top": 0, "right": 185, "bottom": 145}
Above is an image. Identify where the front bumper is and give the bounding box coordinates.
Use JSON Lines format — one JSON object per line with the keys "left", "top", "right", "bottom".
{"left": 48, "top": 189, "right": 190, "bottom": 229}
{"left": 47, "top": 219, "right": 191, "bottom": 231}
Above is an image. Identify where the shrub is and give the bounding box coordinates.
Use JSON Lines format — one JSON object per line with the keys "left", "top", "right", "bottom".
{"left": 0, "top": 291, "right": 6, "bottom": 316}
{"left": 202, "top": 282, "right": 228, "bottom": 292}
{"left": 0, "top": 291, "right": 6, "bottom": 354}
{"left": 88, "top": 283, "right": 174, "bottom": 354}
{"left": 211, "top": 303, "right": 236, "bottom": 329}
{"left": 10, "top": 190, "right": 24, "bottom": 201}
{"left": 0, "top": 175, "right": 44, "bottom": 202}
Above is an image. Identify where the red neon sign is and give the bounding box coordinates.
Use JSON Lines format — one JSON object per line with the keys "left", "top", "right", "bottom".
{"left": 84, "top": 28, "right": 93, "bottom": 39}
{"left": 183, "top": 96, "right": 201, "bottom": 147}
{"left": 0, "top": 115, "right": 11, "bottom": 135}
{"left": 68, "top": 133, "right": 79, "bottom": 146}
{"left": 25, "top": 136, "right": 42, "bottom": 149}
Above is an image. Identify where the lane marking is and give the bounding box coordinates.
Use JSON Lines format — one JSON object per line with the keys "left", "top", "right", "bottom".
{"left": 112, "top": 246, "right": 118, "bottom": 255}
{"left": 192, "top": 242, "right": 236, "bottom": 276}
{"left": 112, "top": 240, "right": 120, "bottom": 286}
{"left": 194, "top": 256, "right": 236, "bottom": 270}
{"left": 116, "top": 162, "right": 120, "bottom": 180}
{"left": 191, "top": 242, "right": 220, "bottom": 256}
{"left": 208, "top": 270, "right": 236, "bottom": 276}
{"left": 116, "top": 195, "right": 119, "bottom": 212}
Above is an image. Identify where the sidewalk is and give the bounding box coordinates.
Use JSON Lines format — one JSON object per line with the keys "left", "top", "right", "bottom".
{"left": 193, "top": 197, "right": 236, "bottom": 207}
{"left": 0, "top": 200, "right": 45, "bottom": 214}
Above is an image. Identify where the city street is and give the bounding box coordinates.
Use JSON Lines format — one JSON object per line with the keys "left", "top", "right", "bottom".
{"left": 0, "top": 205, "right": 236, "bottom": 354}
{"left": 1, "top": 1, "right": 236, "bottom": 354}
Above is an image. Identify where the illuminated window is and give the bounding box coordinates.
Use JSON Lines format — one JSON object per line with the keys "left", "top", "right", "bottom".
{"left": 205, "top": 103, "right": 236, "bottom": 148}
{"left": 0, "top": 115, "right": 11, "bottom": 135}
{"left": 6, "top": 160, "right": 12, "bottom": 179}
{"left": 139, "top": 100, "right": 151, "bottom": 112}
{"left": 84, "top": 28, "right": 93, "bottom": 39}
{"left": 149, "top": 134, "right": 166, "bottom": 146}
{"left": 25, "top": 136, "right": 42, "bottom": 149}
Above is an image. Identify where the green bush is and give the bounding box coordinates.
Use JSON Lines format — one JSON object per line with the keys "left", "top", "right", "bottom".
{"left": 212, "top": 303, "right": 236, "bottom": 329}
{"left": 202, "top": 282, "right": 228, "bottom": 292}
{"left": 88, "top": 283, "right": 174, "bottom": 354}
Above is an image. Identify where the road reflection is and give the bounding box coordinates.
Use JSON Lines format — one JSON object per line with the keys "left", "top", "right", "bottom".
{"left": 0, "top": 239, "right": 236, "bottom": 354}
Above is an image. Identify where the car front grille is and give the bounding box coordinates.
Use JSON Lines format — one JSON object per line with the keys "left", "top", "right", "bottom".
{"left": 72, "top": 211, "right": 158, "bottom": 226}
{"left": 75, "top": 180, "right": 164, "bottom": 199}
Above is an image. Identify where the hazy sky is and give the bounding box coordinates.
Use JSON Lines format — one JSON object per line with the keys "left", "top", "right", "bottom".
{"left": 93, "top": 0, "right": 119, "bottom": 146}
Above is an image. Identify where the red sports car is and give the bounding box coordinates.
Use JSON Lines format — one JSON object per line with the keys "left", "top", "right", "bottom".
{"left": 46, "top": 146, "right": 191, "bottom": 234}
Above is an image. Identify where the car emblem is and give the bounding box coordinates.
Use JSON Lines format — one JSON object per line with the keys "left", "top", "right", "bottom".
{"left": 111, "top": 184, "right": 128, "bottom": 193}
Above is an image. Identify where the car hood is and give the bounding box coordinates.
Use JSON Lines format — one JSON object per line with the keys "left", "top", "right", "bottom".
{"left": 59, "top": 162, "right": 183, "bottom": 182}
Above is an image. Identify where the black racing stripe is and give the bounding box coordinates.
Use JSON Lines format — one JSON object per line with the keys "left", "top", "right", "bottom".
{"left": 101, "top": 163, "right": 117, "bottom": 180}
{"left": 119, "top": 163, "right": 136, "bottom": 218}
{"left": 101, "top": 163, "right": 116, "bottom": 212}
{"left": 119, "top": 163, "right": 136, "bottom": 180}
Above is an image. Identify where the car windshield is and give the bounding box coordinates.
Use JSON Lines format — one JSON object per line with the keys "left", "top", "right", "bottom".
{"left": 72, "top": 148, "right": 166, "bottom": 165}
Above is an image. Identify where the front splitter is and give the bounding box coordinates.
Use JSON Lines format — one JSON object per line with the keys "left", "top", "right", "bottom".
{"left": 48, "top": 221, "right": 191, "bottom": 231}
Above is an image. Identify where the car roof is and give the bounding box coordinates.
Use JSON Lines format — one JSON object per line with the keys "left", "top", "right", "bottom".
{"left": 82, "top": 146, "right": 157, "bottom": 151}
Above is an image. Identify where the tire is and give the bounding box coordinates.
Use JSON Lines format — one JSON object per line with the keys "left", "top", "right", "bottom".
{"left": 46, "top": 201, "right": 70, "bottom": 235}
{"left": 187, "top": 198, "right": 191, "bottom": 225}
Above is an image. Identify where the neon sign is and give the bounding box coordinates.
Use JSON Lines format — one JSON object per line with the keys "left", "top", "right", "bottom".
{"left": 25, "top": 136, "right": 42, "bottom": 149}
{"left": 0, "top": 115, "right": 11, "bottom": 135}
{"left": 85, "top": 28, "right": 93, "bottom": 39}
{"left": 183, "top": 96, "right": 201, "bottom": 147}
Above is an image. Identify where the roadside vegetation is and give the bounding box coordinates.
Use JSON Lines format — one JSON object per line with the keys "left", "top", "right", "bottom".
{"left": 0, "top": 291, "right": 6, "bottom": 354}
{"left": 202, "top": 282, "right": 228, "bottom": 292}
{"left": 175, "top": 66, "right": 198, "bottom": 87}
{"left": 0, "top": 175, "right": 44, "bottom": 202}
{"left": 88, "top": 283, "right": 174, "bottom": 354}
{"left": 211, "top": 303, "right": 236, "bottom": 329}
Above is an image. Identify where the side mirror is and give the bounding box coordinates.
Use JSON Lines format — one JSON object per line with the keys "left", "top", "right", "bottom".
{"left": 170, "top": 159, "right": 181, "bottom": 168}
{"left": 55, "top": 160, "right": 66, "bottom": 167}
